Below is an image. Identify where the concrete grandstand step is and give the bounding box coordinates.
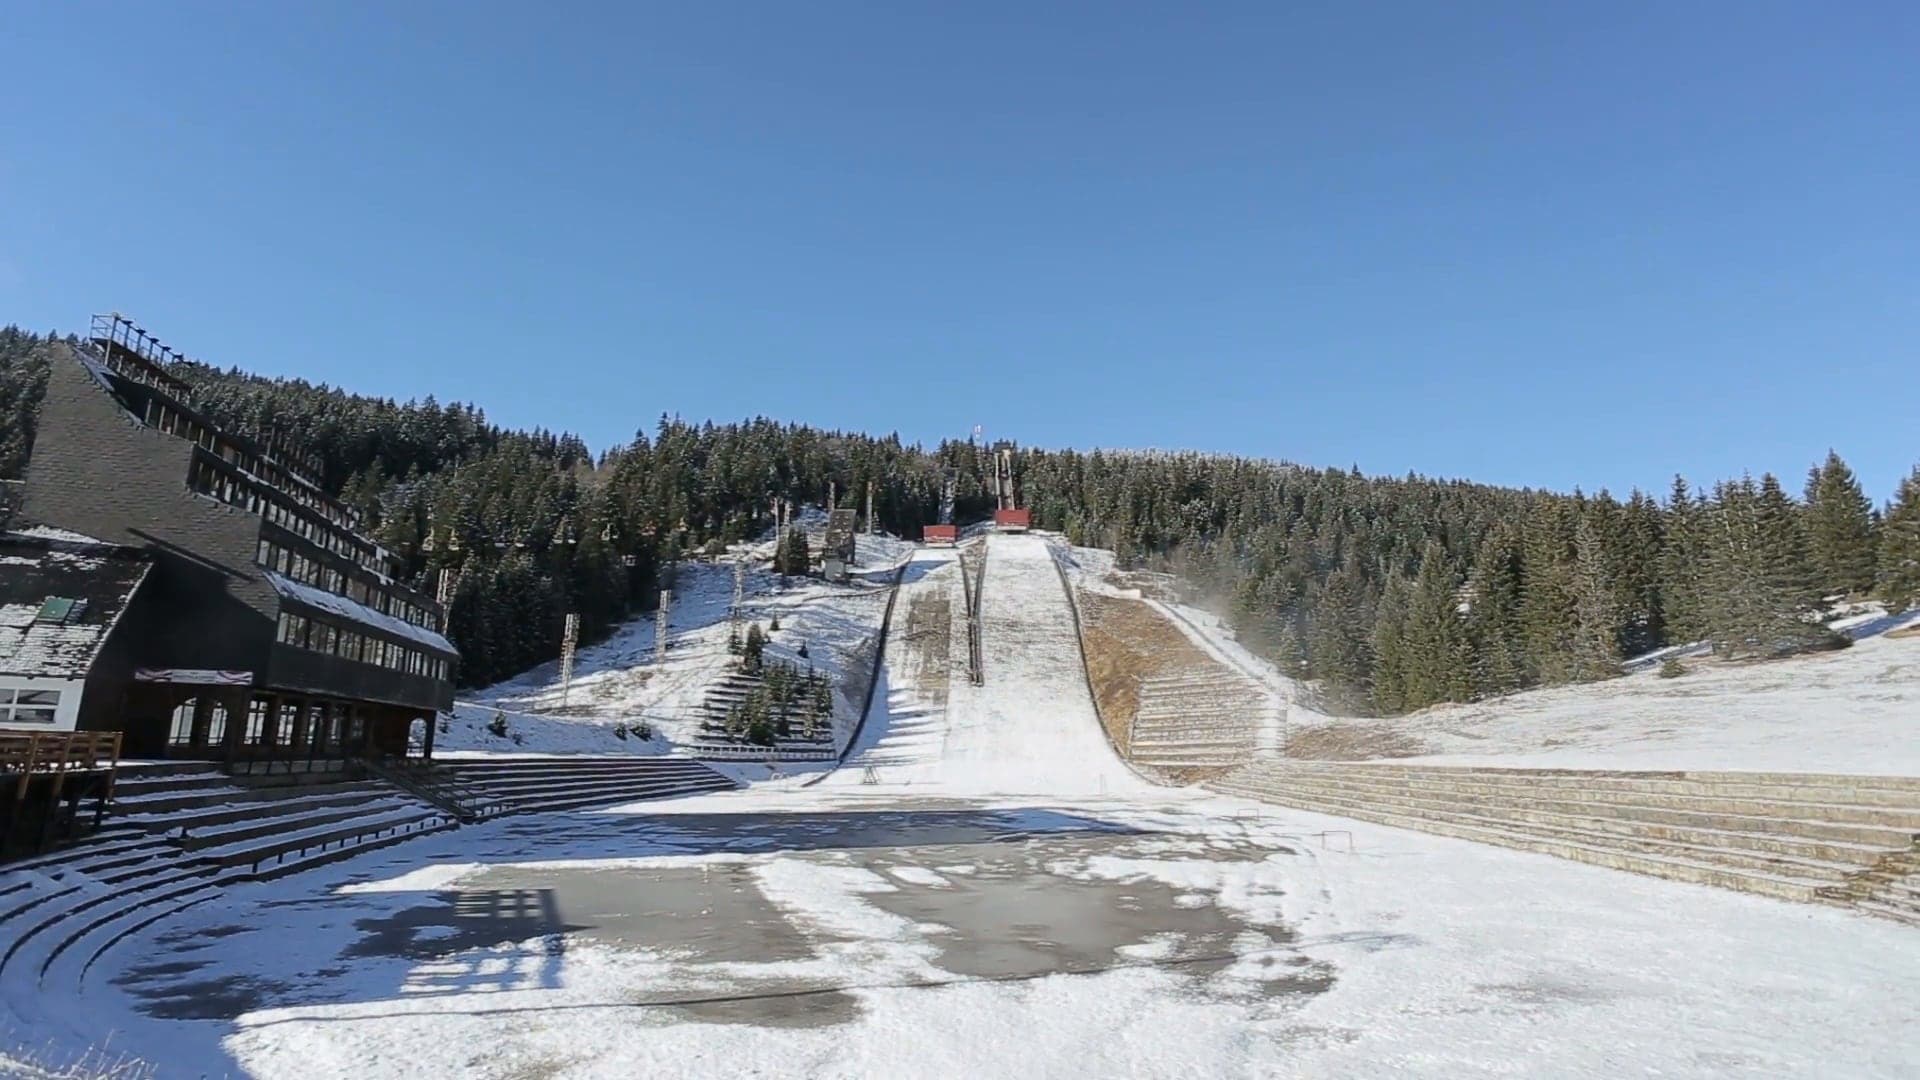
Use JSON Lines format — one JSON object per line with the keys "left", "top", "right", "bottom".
{"left": 1136, "top": 680, "right": 1259, "bottom": 699}
{"left": 1130, "top": 720, "right": 1259, "bottom": 737}
{"left": 174, "top": 795, "right": 429, "bottom": 851}
{"left": 119, "top": 784, "right": 405, "bottom": 832}
{"left": 438, "top": 758, "right": 738, "bottom": 813}
{"left": 1212, "top": 778, "right": 1837, "bottom": 904}
{"left": 1131, "top": 709, "right": 1258, "bottom": 726}
{"left": 1136, "top": 730, "right": 1259, "bottom": 749}
{"left": 1274, "top": 763, "right": 1920, "bottom": 801}
{"left": 454, "top": 774, "right": 733, "bottom": 802}
{"left": 193, "top": 806, "right": 449, "bottom": 871}
{"left": 1244, "top": 775, "right": 1918, "bottom": 849}
{"left": 2, "top": 830, "right": 169, "bottom": 875}
{"left": 470, "top": 778, "right": 736, "bottom": 810}
{"left": 1231, "top": 781, "right": 1867, "bottom": 882}
{"left": 1274, "top": 763, "right": 1920, "bottom": 808}
{"left": 1258, "top": 771, "right": 1920, "bottom": 834}
{"left": 1137, "top": 674, "right": 1253, "bottom": 689}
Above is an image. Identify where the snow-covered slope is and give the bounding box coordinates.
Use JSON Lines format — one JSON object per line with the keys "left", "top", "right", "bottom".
{"left": 441, "top": 550, "right": 900, "bottom": 758}
{"left": 828, "top": 548, "right": 964, "bottom": 780}
{"left": 943, "top": 535, "right": 1144, "bottom": 795}
{"left": 825, "top": 534, "right": 1145, "bottom": 795}
{"left": 1293, "top": 618, "right": 1920, "bottom": 775}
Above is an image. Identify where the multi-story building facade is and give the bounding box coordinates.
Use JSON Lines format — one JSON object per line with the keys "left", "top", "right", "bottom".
{"left": 9, "top": 314, "right": 458, "bottom": 766}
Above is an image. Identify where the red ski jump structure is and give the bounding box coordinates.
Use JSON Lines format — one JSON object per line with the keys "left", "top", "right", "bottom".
{"left": 991, "top": 442, "right": 1030, "bottom": 532}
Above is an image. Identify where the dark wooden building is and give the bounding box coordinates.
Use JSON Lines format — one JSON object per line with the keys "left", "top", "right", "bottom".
{"left": 7, "top": 314, "right": 458, "bottom": 768}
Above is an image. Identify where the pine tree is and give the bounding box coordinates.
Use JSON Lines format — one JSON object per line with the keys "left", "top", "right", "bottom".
{"left": 1703, "top": 477, "right": 1837, "bottom": 657}
{"left": 1369, "top": 574, "right": 1413, "bottom": 715}
{"left": 1878, "top": 466, "right": 1920, "bottom": 612}
{"left": 1611, "top": 491, "right": 1666, "bottom": 657}
{"left": 1306, "top": 556, "right": 1375, "bottom": 709}
{"left": 1465, "top": 522, "right": 1527, "bottom": 696}
{"left": 1660, "top": 477, "right": 1708, "bottom": 642}
{"left": 1804, "top": 451, "right": 1877, "bottom": 597}
{"left": 743, "top": 622, "right": 766, "bottom": 672}
{"left": 1756, "top": 472, "right": 1820, "bottom": 616}
{"left": 1519, "top": 500, "right": 1577, "bottom": 683}
{"left": 1397, "top": 541, "right": 1471, "bottom": 709}
{"left": 1568, "top": 519, "right": 1621, "bottom": 680}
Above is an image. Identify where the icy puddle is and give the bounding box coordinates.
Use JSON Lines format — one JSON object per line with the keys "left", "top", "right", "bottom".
{"left": 114, "top": 808, "right": 1325, "bottom": 1036}
{"left": 436, "top": 829, "right": 1318, "bottom": 1029}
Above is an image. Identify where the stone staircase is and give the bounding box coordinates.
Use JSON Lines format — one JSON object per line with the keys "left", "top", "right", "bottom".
{"left": 0, "top": 762, "right": 453, "bottom": 993}
{"left": 1128, "top": 670, "right": 1271, "bottom": 768}
{"left": 686, "top": 669, "right": 837, "bottom": 762}
{"left": 436, "top": 756, "right": 738, "bottom": 812}
{"left": 1210, "top": 761, "right": 1920, "bottom": 924}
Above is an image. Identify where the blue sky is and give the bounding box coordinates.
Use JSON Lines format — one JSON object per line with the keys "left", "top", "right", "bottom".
{"left": 3, "top": 3, "right": 1916, "bottom": 500}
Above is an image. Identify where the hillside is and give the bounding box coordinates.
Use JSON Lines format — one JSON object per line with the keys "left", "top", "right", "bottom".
{"left": 1283, "top": 613, "right": 1920, "bottom": 775}
{"left": 4, "top": 324, "right": 1919, "bottom": 726}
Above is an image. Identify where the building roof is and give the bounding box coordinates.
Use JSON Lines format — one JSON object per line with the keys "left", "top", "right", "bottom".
{"left": 0, "top": 532, "right": 153, "bottom": 679}
{"left": 264, "top": 570, "right": 459, "bottom": 656}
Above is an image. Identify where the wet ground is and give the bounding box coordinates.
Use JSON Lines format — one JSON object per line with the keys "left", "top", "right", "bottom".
{"left": 114, "top": 800, "right": 1331, "bottom": 1032}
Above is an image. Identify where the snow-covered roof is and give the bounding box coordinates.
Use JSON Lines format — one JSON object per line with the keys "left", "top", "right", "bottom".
{"left": 0, "top": 533, "right": 153, "bottom": 678}
{"left": 263, "top": 570, "right": 458, "bottom": 656}
{"left": 12, "top": 524, "right": 113, "bottom": 546}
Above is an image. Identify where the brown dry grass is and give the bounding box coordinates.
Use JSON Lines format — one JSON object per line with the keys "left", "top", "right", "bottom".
{"left": 1284, "top": 723, "right": 1428, "bottom": 760}
{"left": 1078, "top": 590, "right": 1221, "bottom": 755}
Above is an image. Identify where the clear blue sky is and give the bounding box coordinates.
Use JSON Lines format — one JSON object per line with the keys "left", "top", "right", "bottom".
{"left": 4, "top": 3, "right": 1916, "bottom": 500}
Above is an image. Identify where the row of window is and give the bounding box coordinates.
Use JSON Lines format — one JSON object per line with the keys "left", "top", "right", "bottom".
{"left": 277, "top": 611, "right": 450, "bottom": 681}
{"left": 0, "top": 687, "right": 61, "bottom": 725}
{"left": 168, "top": 696, "right": 367, "bottom": 753}
{"left": 186, "top": 449, "right": 392, "bottom": 578}
{"left": 257, "top": 539, "right": 439, "bottom": 632}
{"left": 145, "top": 395, "right": 354, "bottom": 531}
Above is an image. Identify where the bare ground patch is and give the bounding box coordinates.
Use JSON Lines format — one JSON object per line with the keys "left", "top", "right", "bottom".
{"left": 1078, "top": 591, "right": 1226, "bottom": 755}
{"left": 1284, "top": 723, "right": 1430, "bottom": 761}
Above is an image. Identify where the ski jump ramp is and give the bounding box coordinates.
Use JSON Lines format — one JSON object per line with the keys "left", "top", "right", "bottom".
{"left": 835, "top": 533, "right": 1146, "bottom": 796}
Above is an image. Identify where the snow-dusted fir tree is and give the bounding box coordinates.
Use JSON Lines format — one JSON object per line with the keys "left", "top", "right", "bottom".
{"left": 1703, "top": 477, "right": 1836, "bottom": 657}
{"left": 1805, "top": 450, "right": 1878, "bottom": 597}
{"left": 1568, "top": 519, "right": 1622, "bottom": 680}
{"left": 1660, "top": 476, "right": 1710, "bottom": 642}
{"left": 1368, "top": 574, "right": 1413, "bottom": 714}
{"left": 1877, "top": 467, "right": 1920, "bottom": 611}
{"left": 1466, "top": 521, "right": 1528, "bottom": 696}
{"left": 1396, "top": 541, "right": 1472, "bottom": 709}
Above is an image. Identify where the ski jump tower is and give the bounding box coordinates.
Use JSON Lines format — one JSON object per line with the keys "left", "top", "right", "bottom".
{"left": 991, "top": 441, "right": 1031, "bottom": 532}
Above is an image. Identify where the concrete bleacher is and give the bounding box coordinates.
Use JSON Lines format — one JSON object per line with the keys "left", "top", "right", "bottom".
{"left": 1, "top": 754, "right": 738, "bottom": 995}
{"left": 686, "top": 669, "right": 838, "bottom": 762}
{"left": 1127, "top": 670, "right": 1273, "bottom": 769}
{"left": 1, "top": 762, "right": 453, "bottom": 989}
{"left": 435, "top": 756, "right": 737, "bottom": 812}
{"left": 1210, "top": 760, "right": 1920, "bottom": 924}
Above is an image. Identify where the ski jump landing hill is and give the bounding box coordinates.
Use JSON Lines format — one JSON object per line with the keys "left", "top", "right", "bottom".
{"left": 831, "top": 532, "right": 1145, "bottom": 797}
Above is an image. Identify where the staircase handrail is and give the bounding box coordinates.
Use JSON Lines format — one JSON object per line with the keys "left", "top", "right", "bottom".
{"left": 364, "top": 756, "right": 504, "bottom": 824}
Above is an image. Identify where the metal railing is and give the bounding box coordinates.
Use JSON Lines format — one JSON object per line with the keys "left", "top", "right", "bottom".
{"left": 249, "top": 813, "right": 451, "bottom": 875}
{"left": 364, "top": 755, "right": 505, "bottom": 824}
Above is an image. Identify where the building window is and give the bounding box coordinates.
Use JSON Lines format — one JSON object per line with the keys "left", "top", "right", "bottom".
{"left": 0, "top": 688, "right": 62, "bottom": 725}
{"left": 275, "top": 701, "right": 297, "bottom": 746}
{"left": 246, "top": 698, "right": 270, "bottom": 745}
{"left": 207, "top": 701, "right": 229, "bottom": 746}
{"left": 169, "top": 698, "right": 199, "bottom": 746}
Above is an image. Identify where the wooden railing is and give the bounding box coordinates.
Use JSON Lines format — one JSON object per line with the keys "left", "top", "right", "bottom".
{"left": 3, "top": 731, "right": 122, "bottom": 855}
{"left": 1, "top": 731, "right": 123, "bottom": 777}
